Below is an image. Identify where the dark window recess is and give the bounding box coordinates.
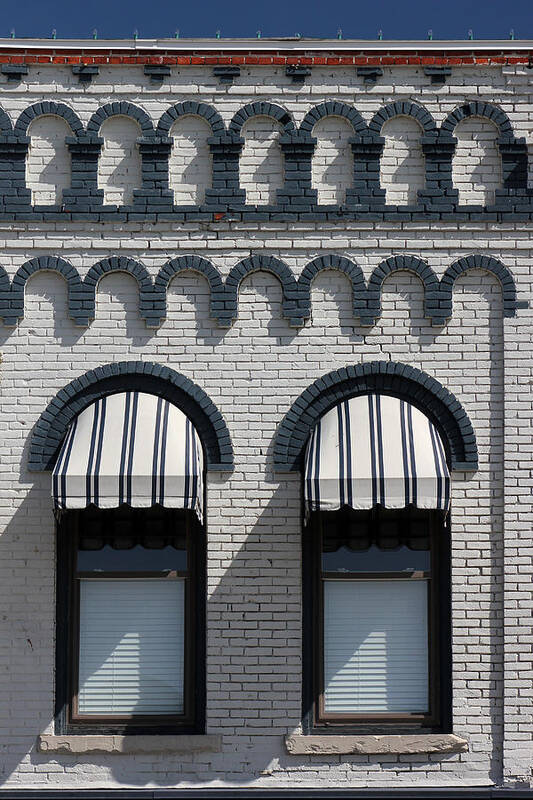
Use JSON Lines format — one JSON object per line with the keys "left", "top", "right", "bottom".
{"left": 302, "top": 507, "right": 452, "bottom": 734}
{"left": 55, "top": 506, "right": 206, "bottom": 735}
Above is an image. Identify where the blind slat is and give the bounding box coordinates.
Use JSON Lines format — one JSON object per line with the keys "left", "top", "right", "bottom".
{"left": 78, "top": 579, "right": 185, "bottom": 716}
{"left": 324, "top": 580, "right": 429, "bottom": 714}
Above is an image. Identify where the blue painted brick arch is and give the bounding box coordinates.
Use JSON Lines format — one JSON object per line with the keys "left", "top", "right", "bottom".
{"left": 273, "top": 361, "right": 478, "bottom": 472}
{"left": 28, "top": 361, "right": 234, "bottom": 473}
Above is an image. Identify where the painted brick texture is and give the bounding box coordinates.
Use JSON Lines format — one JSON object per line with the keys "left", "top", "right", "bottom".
{"left": 97, "top": 115, "right": 143, "bottom": 206}
{"left": 168, "top": 115, "right": 212, "bottom": 205}
{"left": 25, "top": 115, "right": 72, "bottom": 205}
{"left": 0, "top": 56, "right": 531, "bottom": 791}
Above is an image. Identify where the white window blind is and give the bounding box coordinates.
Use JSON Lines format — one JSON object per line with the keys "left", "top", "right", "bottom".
{"left": 324, "top": 579, "right": 428, "bottom": 714}
{"left": 78, "top": 578, "right": 185, "bottom": 715}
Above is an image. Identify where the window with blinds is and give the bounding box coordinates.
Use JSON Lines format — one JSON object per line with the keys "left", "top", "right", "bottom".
{"left": 55, "top": 506, "right": 204, "bottom": 734}
{"left": 323, "top": 579, "right": 428, "bottom": 714}
{"left": 309, "top": 507, "right": 447, "bottom": 728}
{"left": 78, "top": 579, "right": 185, "bottom": 715}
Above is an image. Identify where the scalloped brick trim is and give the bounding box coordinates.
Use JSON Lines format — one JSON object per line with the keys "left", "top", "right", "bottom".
{"left": 0, "top": 253, "right": 520, "bottom": 329}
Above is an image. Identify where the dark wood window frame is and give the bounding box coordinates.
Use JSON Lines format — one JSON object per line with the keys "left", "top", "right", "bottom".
{"left": 302, "top": 507, "right": 452, "bottom": 735}
{"left": 55, "top": 507, "right": 206, "bottom": 735}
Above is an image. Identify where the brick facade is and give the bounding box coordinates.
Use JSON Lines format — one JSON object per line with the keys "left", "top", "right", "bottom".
{"left": 0, "top": 39, "right": 531, "bottom": 794}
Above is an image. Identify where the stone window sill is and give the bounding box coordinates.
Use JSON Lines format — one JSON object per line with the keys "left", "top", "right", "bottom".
{"left": 285, "top": 733, "right": 468, "bottom": 756}
{"left": 37, "top": 734, "right": 222, "bottom": 755}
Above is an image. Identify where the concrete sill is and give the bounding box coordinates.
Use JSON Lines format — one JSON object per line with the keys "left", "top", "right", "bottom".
{"left": 37, "top": 734, "right": 222, "bottom": 755}
{"left": 285, "top": 734, "right": 468, "bottom": 756}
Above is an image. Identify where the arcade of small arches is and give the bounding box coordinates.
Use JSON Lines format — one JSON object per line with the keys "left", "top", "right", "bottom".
{"left": 0, "top": 252, "right": 521, "bottom": 329}
{"left": 0, "top": 99, "right": 530, "bottom": 216}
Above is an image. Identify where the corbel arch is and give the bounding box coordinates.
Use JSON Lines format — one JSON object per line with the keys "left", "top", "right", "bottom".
{"left": 157, "top": 102, "right": 225, "bottom": 136}
{"left": 369, "top": 102, "right": 438, "bottom": 136}
{"left": 367, "top": 255, "right": 440, "bottom": 324}
{"left": 439, "top": 254, "right": 518, "bottom": 319}
{"left": 228, "top": 102, "right": 295, "bottom": 136}
{"left": 87, "top": 102, "right": 155, "bottom": 137}
{"left": 298, "top": 255, "right": 366, "bottom": 322}
{"left": 83, "top": 256, "right": 159, "bottom": 327}
{"left": 299, "top": 101, "right": 367, "bottom": 135}
{"left": 441, "top": 102, "right": 513, "bottom": 137}
{"left": 154, "top": 256, "right": 225, "bottom": 324}
{"left": 8, "top": 256, "right": 84, "bottom": 325}
{"left": 14, "top": 102, "right": 84, "bottom": 137}
{"left": 221, "top": 255, "right": 303, "bottom": 327}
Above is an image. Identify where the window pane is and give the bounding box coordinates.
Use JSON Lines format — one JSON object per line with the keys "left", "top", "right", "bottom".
{"left": 323, "top": 579, "right": 428, "bottom": 713}
{"left": 78, "top": 579, "right": 185, "bottom": 715}
{"left": 322, "top": 544, "right": 430, "bottom": 573}
{"left": 77, "top": 544, "right": 187, "bottom": 573}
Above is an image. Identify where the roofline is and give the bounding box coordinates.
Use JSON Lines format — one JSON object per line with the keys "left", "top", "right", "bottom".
{"left": 0, "top": 37, "right": 532, "bottom": 53}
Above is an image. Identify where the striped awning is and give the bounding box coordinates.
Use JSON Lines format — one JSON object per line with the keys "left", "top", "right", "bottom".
{"left": 305, "top": 394, "right": 450, "bottom": 514}
{"left": 52, "top": 392, "right": 204, "bottom": 520}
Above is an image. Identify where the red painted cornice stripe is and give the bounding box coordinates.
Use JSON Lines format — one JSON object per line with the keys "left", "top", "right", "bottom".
{"left": 0, "top": 50, "right": 530, "bottom": 66}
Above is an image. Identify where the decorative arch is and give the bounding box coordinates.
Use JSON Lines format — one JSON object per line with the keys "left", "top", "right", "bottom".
{"left": 367, "top": 255, "right": 440, "bottom": 324}
{"left": 8, "top": 256, "right": 84, "bottom": 325}
{"left": 273, "top": 361, "right": 478, "bottom": 472}
{"left": 0, "top": 106, "right": 13, "bottom": 135}
{"left": 87, "top": 102, "right": 155, "bottom": 137}
{"left": 441, "top": 102, "right": 513, "bottom": 137}
{"left": 155, "top": 256, "right": 225, "bottom": 324}
{"left": 369, "top": 101, "right": 437, "bottom": 135}
{"left": 439, "top": 254, "right": 518, "bottom": 320}
{"left": 157, "top": 102, "right": 225, "bottom": 136}
{"left": 14, "top": 102, "right": 84, "bottom": 137}
{"left": 300, "top": 101, "right": 367, "bottom": 135}
{"left": 83, "top": 256, "right": 159, "bottom": 327}
{"left": 221, "top": 255, "right": 303, "bottom": 328}
{"left": 228, "top": 102, "right": 295, "bottom": 136}
{"left": 298, "top": 255, "right": 366, "bottom": 321}
{"left": 28, "top": 361, "right": 234, "bottom": 472}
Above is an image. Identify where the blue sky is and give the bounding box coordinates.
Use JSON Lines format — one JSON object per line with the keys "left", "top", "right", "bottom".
{"left": 7, "top": 0, "right": 533, "bottom": 40}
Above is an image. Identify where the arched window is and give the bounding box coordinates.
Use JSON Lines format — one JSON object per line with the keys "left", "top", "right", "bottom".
{"left": 168, "top": 115, "right": 212, "bottom": 206}
{"left": 311, "top": 116, "right": 354, "bottom": 205}
{"left": 380, "top": 116, "right": 426, "bottom": 205}
{"left": 303, "top": 394, "right": 452, "bottom": 731}
{"left": 26, "top": 115, "right": 72, "bottom": 205}
{"left": 239, "top": 116, "right": 284, "bottom": 205}
{"left": 98, "top": 116, "right": 142, "bottom": 206}
{"left": 53, "top": 391, "right": 205, "bottom": 733}
{"left": 452, "top": 116, "right": 502, "bottom": 206}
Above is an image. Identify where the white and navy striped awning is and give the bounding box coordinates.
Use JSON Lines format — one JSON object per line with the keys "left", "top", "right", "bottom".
{"left": 52, "top": 392, "right": 204, "bottom": 520}
{"left": 305, "top": 394, "right": 450, "bottom": 514}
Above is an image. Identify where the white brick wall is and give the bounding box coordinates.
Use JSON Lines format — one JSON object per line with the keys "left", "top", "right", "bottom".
{"left": 240, "top": 116, "right": 284, "bottom": 205}
{"left": 452, "top": 117, "right": 503, "bottom": 206}
{"left": 26, "top": 115, "right": 71, "bottom": 205}
{"left": 97, "top": 115, "right": 142, "bottom": 206}
{"left": 168, "top": 115, "right": 212, "bottom": 205}
{"left": 380, "top": 116, "right": 426, "bottom": 206}
{"left": 311, "top": 116, "right": 354, "bottom": 205}
{"left": 0, "top": 60, "right": 532, "bottom": 791}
